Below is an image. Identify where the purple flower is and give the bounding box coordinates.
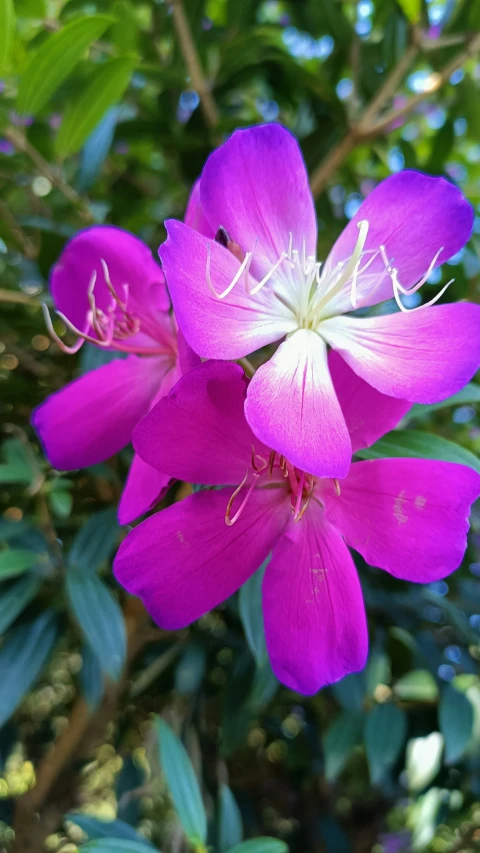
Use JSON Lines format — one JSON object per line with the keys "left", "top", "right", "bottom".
{"left": 0, "top": 139, "right": 14, "bottom": 155}
{"left": 159, "top": 124, "right": 480, "bottom": 481}
{"left": 113, "top": 357, "right": 480, "bottom": 694}
{"left": 32, "top": 186, "right": 206, "bottom": 523}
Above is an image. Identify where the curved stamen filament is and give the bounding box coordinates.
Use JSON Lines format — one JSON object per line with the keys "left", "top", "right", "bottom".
{"left": 251, "top": 446, "right": 268, "bottom": 473}
{"left": 310, "top": 220, "right": 369, "bottom": 323}
{"left": 294, "top": 480, "right": 315, "bottom": 523}
{"left": 225, "top": 471, "right": 259, "bottom": 527}
{"left": 379, "top": 245, "right": 454, "bottom": 313}
{"left": 206, "top": 242, "right": 253, "bottom": 300}
{"left": 293, "top": 471, "right": 306, "bottom": 518}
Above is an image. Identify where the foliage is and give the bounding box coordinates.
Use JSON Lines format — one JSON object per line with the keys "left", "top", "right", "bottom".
{"left": 1, "top": 0, "right": 480, "bottom": 852}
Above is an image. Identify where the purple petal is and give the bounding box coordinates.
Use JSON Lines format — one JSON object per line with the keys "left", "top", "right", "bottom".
{"left": 160, "top": 220, "right": 296, "bottom": 359}
{"left": 118, "top": 453, "right": 171, "bottom": 526}
{"left": 199, "top": 123, "right": 317, "bottom": 283}
{"left": 184, "top": 179, "right": 215, "bottom": 238}
{"left": 114, "top": 487, "right": 290, "bottom": 629}
{"left": 323, "top": 459, "right": 480, "bottom": 582}
{"left": 263, "top": 502, "right": 368, "bottom": 694}
{"left": 134, "top": 361, "right": 270, "bottom": 485}
{"left": 245, "top": 330, "right": 351, "bottom": 478}
{"left": 32, "top": 356, "right": 169, "bottom": 469}
{"left": 329, "top": 350, "right": 411, "bottom": 452}
{"left": 51, "top": 225, "right": 169, "bottom": 340}
{"left": 321, "top": 302, "right": 480, "bottom": 403}
{"left": 323, "top": 171, "right": 473, "bottom": 313}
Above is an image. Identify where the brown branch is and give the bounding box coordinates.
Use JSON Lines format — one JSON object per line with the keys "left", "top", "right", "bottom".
{"left": 4, "top": 127, "right": 95, "bottom": 224}
{"left": 168, "top": 0, "right": 220, "bottom": 128}
{"left": 0, "top": 200, "right": 38, "bottom": 259}
{"left": 310, "top": 31, "right": 480, "bottom": 198}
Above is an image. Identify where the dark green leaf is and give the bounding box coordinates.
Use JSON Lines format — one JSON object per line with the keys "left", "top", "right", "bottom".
{"left": 323, "top": 711, "right": 364, "bottom": 782}
{"left": 68, "top": 509, "right": 118, "bottom": 572}
{"left": 79, "top": 644, "right": 104, "bottom": 711}
{"left": 439, "top": 684, "right": 474, "bottom": 764}
{"left": 174, "top": 643, "right": 206, "bottom": 696}
{"left": 0, "top": 574, "right": 42, "bottom": 635}
{"left": 238, "top": 558, "right": 269, "bottom": 667}
{"left": 77, "top": 106, "right": 119, "bottom": 192}
{"left": 406, "top": 384, "right": 480, "bottom": 420}
{"left": 154, "top": 717, "right": 207, "bottom": 844}
{"left": 218, "top": 784, "right": 243, "bottom": 853}
{"left": 228, "top": 839, "right": 288, "bottom": 853}
{"left": 0, "top": 611, "right": 57, "bottom": 726}
{"left": 56, "top": 55, "right": 138, "bottom": 158}
{"left": 357, "top": 430, "right": 480, "bottom": 474}
{"left": 17, "top": 15, "right": 114, "bottom": 116}
{"left": 364, "top": 703, "right": 407, "bottom": 784}
{"left": 66, "top": 570, "right": 126, "bottom": 681}
{"left": 79, "top": 841, "right": 158, "bottom": 853}
{"left": 0, "top": 548, "right": 37, "bottom": 580}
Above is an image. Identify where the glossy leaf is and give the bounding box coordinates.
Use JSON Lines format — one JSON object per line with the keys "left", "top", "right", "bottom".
{"left": 439, "top": 684, "right": 474, "bottom": 764}
{"left": 17, "top": 15, "right": 114, "bottom": 116}
{"left": 406, "top": 383, "right": 480, "bottom": 420}
{"left": 0, "top": 0, "right": 15, "bottom": 74}
{"left": 66, "top": 570, "right": 126, "bottom": 681}
{"left": 56, "top": 55, "right": 137, "bottom": 158}
{"left": 364, "top": 703, "right": 407, "bottom": 784}
{"left": 154, "top": 717, "right": 207, "bottom": 844}
{"left": 323, "top": 711, "right": 364, "bottom": 782}
{"left": 238, "top": 558, "right": 269, "bottom": 667}
{"left": 358, "top": 430, "right": 480, "bottom": 474}
{"left": 0, "top": 611, "right": 57, "bottom": 726}
{"left": 394, "top": 670, "right": 439, "bottom": 702}
{"left": 218, "top": 784, "right": 243, "bottom": 853}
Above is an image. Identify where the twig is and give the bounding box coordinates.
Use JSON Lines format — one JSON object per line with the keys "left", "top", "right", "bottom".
{"left": 0, "top": 200, "right": 38, "bottom": 259}
{"left": 0, "top": 288, "right": 40, "bottom": 306}
{"left": 168, "top": 0, "right": 220, "bottom": 128}
{"left": 310, "top": 32, "right": 480, "bottom": 197}
{"left": 4, "top": 127, "right": 95, "bottom": 224}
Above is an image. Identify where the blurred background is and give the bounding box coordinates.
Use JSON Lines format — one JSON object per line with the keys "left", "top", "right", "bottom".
{"left": 2, "top": 0, "right": 480, "bottom": 851}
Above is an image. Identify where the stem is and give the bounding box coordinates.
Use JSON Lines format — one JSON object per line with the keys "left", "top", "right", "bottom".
{"left": 4, "top": 127, "right": 94, "bottom": 223}
{"left": 168, "top": 0, "right": 220, "bottom": 128}
{"left": 238, "top": 356, "right": 256, "bottom": 377}
{"left": 310, "top": 31, "right": 480, "bottom": 197}
{"left": 0, "top": 288, "right": 39, "bottom": 306}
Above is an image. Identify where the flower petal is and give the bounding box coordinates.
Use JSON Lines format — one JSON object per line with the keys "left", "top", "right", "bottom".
{"left": 263, "top": 502, "right": 368, "bottom": 694}
{"left": 118, "top": 453, "right": 171, "bottom": 526}
{"left": 160, "top": 220, "right": 296, "bottom": 359}
{"left": 114, "top": 487, "right": 290, "bottom": 629}
{"left": 51, "top": 225, "right": 169, "bottom": 340}
{"left": 245, "top": 330, "right": 351, "bottom": 478}
{"left": 322, "top": 171, "right": 473, "bottom": 313}
{"left": 32, "top": 356, "right": 168, "bottom": 470}
{"left": 134, "top": 361, "right": 270, "bottom": 485}
{"left": 184, "top": 179, "right": 215, "bottom": 238}
{"left": 199, "top": 123, "right": 317, "bottom": 282}
{"left": 321, "top": 302, "right": 480, "bottom": 403}
{"left": 323, "top": 458, "right": 480, "bottom": 582}
{"left": 328, "top": 350, "right": 411, "bottom": 452}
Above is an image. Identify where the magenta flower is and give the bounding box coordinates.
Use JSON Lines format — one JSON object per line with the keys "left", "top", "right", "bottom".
{"left": 113, "top": 358, "right": 480, "bottom": 694}
{"left": 32, "top": 198, "right": 203, "bottom": 523}
{"left": 159, "top": 124, "right": 480, "bottom": 479}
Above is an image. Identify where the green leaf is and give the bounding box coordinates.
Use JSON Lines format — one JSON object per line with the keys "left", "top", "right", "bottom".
{"left": 154, "top": 717, "right": 207, "bottom": 844}
{"left": 77, "top": 106, "right": 119, "bottom": 192}
{"left": 68, "top": 509, "right": 118, "bottom": 572}
{"left": 0, "top": 574, "right": 42, "bottom": 635}
{"left": 48, "top": 490, "right": 73, "bottom": 519}
{"left": 0, "top": 0, "right": 15, "bottom": 74}
{"left": 438, "top": 684, "right": 474, "bottom": 764}
{"left": 365, "top": 650, "right": 391, "bottom": 696}
{"left": 66, "top": 570, "right": 126, "bottom": 681}
{"left": 397, "top": 0, "right": 421, "bottom": 23}
{"left": 17, "top": 15, "right": 114, "bottom": 116}
{"left": 0, "top": 611, "right": 57, "bottom": 727}
{"left": 174, "top": 643, "right": 206, "bottom": 696}
{"left": 79, "top": 644, "right": 104, "bottom": 711}
{"left": 238, "top": 558, "right": 269, "bottom": 667}
{"left": 0, "top": 548, "right": 37, "bottom": 580}
{"left": 80, "top": 841, "right": 158, "bottom": 853}
{"left": 218, "top": 784, "right": 243, "bottom": 853}
{"left": 364, "top": 703, "right": 407, "bottom": 784}
{"left": 406, "top": 383, "right": 480, "bottom": 420}
{"left": 56, "top": 55, "right": 137, "bottom": 158}
{"left": 0, "top": 438, "right": 36, "bottom": 485}
{"left": 323, "top": 711, "right": 364, "bottom": 782}
{"left": 228, "top": 839, "right": 288, "bottom": 853}
{"left": 406, "top": 732, "right": 443, "bottom": 792}
{"left": 357, "top": 430, "right": 480, "bottom": 474}
{"left": 394, "top": 669, "right": 439, "bottom": 702}
{"left": 67, "top": 814, "right": 153, "bottom": 845}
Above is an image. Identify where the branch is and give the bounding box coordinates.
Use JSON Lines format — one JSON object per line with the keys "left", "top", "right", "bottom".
{"left": 4, "top": 127, "right": 95, "bottom": 224}
{"left": 168, "top": 0, "right": 220, "bottom": 128}
{"left": 0, "top": 288, "right": 39, "bottom": 306}
{"left": 310, "top": 31, "right": 480, "bottom": 197}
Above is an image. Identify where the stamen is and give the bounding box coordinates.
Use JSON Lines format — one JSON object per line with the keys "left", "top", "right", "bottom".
{"left": 251, "top": 446, "right": 268, "bottom": 473}
{"left": 332, "top": 478, "right": 341, "bottom": 497}
{"left": 41, "top": 303, "right": 84, "bottom": 354}
{"left": 100, "top": 258, "right": 128, "bottom": 310}
{"left": 379, "top": 245, "right": 454, "bottom": 313}
{"left": 294, "top": 481, "right": 315, "bottom": 523}
{"left": 206, "top": 242, "right": 253, "bottom": 300}
{"left": 247, "top": 247, "right": 284, "bottom": 296}
{"left": 293, "top": 471, "right": 306, "bottom": 518}
{"left": 311, "top": 220, "right": 370, "bottom": 320}
{"left": 268, "top": 450, "right": 276, "bottom": 476}
{"left": 225, "top": 471, "right": 259, "bottom": 526}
